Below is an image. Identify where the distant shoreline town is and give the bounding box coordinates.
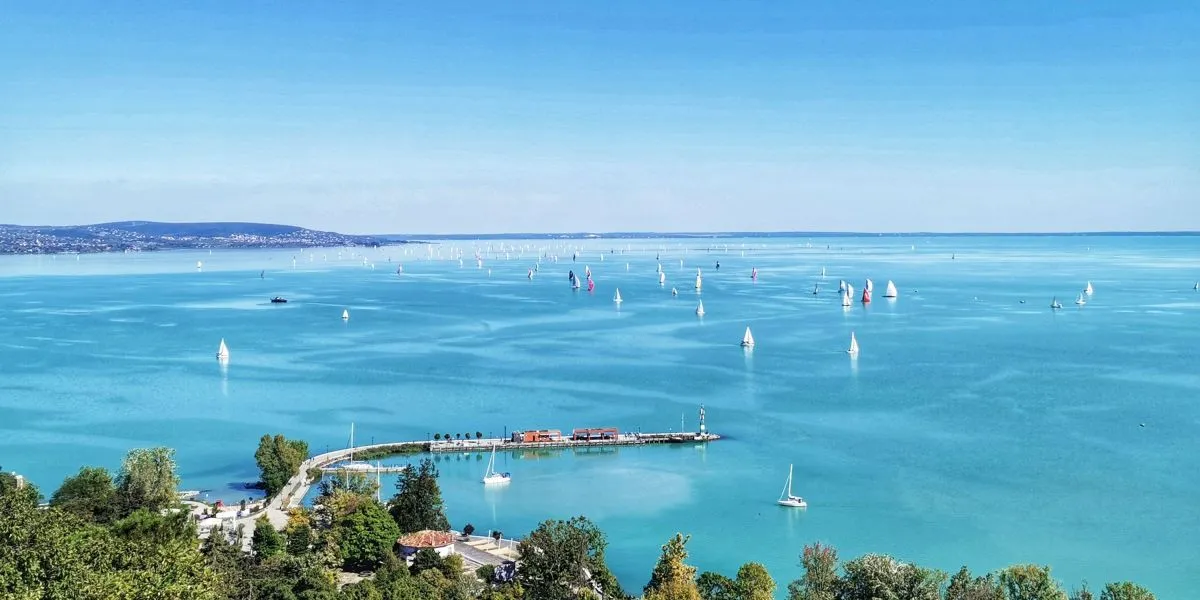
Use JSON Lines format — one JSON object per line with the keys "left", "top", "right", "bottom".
{"left": 0, "top": 221, "right": 386, "bottom": 255}
{"left": 2, "top": 221, "right": 1197, "bottom": 255}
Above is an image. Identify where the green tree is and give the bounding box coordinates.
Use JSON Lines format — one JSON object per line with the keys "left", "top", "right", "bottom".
{"left": 0, "top": 469, "right": 41, "bottom": 508}
{"left": 697, "top": 572, "right": 738, "bottom": 600}
{"left": 1100, "top": 582, "right": 1155, "bottom": 600}
{"left": 111, "top": 508, "right": 196, "bottom": 545}
{"left": 947, "top": 566, "right": 1005, "bottom": 600}
{"left": 434, "top": 433, "right": 442, "bottom": 441}
{"left": 516, "top": 516, "right": 625, "bottom": 600}
{"left": 287, "top": 523, "right": 315, "bottom": 556}
{"left": 115, "top": 446, "right": 180, "bottom": 515}
{"left": 787, "top": 543, "right": 839, "bottom": 600}
{"left": 388, "top": 459, "right": 451, "bottom": 533}
{"left": 645, "top": 533, "right": 701, "bottom": 600}
{"left": 999, "top": 565, "right": 1067, "bottom": 600}
{"left": 838, "top": 554, "right": 944, "bottom": 600}
{"left": 336, "top": 499, "right": 401, "bottom": 571}
{"left": 411, "top": 548, "right": 445, "bottom": 576}
{"left": 735, "top": 562, "right": 775, "bottom": 600}
{"left": 256, "top": 434, "right": 310, "bottom": 497}
{"left": 253, "top": 515, "right": 287, "bottom": 559}
{"left": 50, "top": 466, "right": 118, "bottom": 524}
{"left": 476, "top": 432, "right": 484, "bottom": 439}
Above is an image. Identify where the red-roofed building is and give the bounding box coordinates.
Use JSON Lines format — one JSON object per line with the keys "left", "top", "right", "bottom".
{"left": 397, "top": 530, "right": 457, "bottom": 558}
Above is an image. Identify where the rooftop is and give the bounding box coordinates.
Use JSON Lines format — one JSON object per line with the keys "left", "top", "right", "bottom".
{"left": 397, "top": 530, "right": 456, "bottom": 549}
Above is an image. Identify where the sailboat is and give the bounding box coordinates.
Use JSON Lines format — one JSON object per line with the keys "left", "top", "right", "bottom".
{"left": 572, "top": 276, "right": 581, "bottom": 290}
{"left": 865, "top": 279, "right": 874, "bottom": 293}
{"left": 1075, "top": 293, "right": 1086, "bottom": 306}
{"left": 847, "top": 332, "right": 859, "bottom": 356}
{"left": 812, "top": 284, "right": 819, "bottom": 295}
{"left": 342, "top": 309, "right": 350, "bottom": 321}
{"left": 846, "top": 283, "right": 854, "bottom": 299}
{"left": 587, "top": 278, "right": 595, "bottom": 292}
{"left": 751, "top": 268, "right": 758, "bottom": 281}
{"left": 341, "top": 423, "right": 373, "bottom": 471}
{"left": 741, "top": 327, "right": 755, "bottom": 348}
{"left": 613, "top": 289, "right": 623, "bottom": 304}
{"left": 695, "top": 300, "right": 705, "bottom": 316}
{"left": 777, "top": 464, "right": 807, "bottom": 508}
{"left": 482, "top": 445, "right": 511, "bottom": 485}
{"left": 1085, "top": 281, "right": 1094, "bottom": 295}
{"left": 1051, "top": 297, "right": 1062, "bottom": 309}
{"left": 861, "top": 287, "right": 871, "bottom": 304}
{"left": 884, "top": 280, "right": 898, "bottom": 298}
{"left": 216, "top": 339, "right": 229, "bottom": 362}
{"left": 838, "top": 280, "right": 846, "bottom": 293}
{"left": 841, "top": 291, "right": 851, "bottom": 307}
{"left": 672, "top": 287, "right": 679, "bottom": 296}
{"left": 695, "top": 273, "right": 703, "bottom": 291}
{"left": 659, "top": 271, "right": 666, "bottom": 285}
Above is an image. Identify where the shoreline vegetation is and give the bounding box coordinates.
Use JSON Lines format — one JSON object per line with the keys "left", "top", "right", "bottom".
{"left": 0, "top": 438, "right": 1160, "bottom": 600}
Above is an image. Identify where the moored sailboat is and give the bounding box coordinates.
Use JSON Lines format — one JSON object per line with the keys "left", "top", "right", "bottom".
{"left": 482, "top": 445, "right": 511, "bottom": 485}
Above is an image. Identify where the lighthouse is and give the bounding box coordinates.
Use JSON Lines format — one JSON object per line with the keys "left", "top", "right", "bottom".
{"left": 698, "top": 405, "right": 707, "bottom": 437}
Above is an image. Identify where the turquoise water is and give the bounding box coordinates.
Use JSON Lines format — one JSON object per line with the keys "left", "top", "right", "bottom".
{"left": 2, "top": 237, "right": 1198, "bottom": 596}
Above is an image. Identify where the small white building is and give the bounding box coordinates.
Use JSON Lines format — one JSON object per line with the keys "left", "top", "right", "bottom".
{"left": 397, "top": 530, "right": 457, "bottom": 559}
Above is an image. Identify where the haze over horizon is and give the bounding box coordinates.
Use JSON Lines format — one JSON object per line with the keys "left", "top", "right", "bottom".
{"left": 3, "top": 2, "right": 1197, "bottom": 235}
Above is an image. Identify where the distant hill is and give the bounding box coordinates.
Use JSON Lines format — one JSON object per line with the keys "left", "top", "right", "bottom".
{"left": 0, "top": 221, "right": 384, "bottom": 254}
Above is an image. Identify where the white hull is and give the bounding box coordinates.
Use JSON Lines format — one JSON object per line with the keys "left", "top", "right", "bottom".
{"left": 482, "top": 474, "right": 511, "bottom": 485}
{"left": 778, "top": 497, "right": 807, "bottom": 508}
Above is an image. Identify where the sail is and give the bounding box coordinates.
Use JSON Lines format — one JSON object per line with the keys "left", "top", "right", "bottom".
{"left": 613, "top": 289, "right": 622, "bottom": 303}
{"left": 779, "top": 465, "right": 794, "bottom": 501}
{"left": 1085, "top": 281, "right": 1094, "bottom": 295}
{"left": 866, "top": 279, "right": 874, "bottom": 292}
{"left": 742, "top": 327, "right": 755, "bottom": 346}
{"left": 838, "top": 279, "right": 846, "bottom": 293}
{"left": 848, "top": 333, "right": 859, "bottom": 355}
{"left": 861, "top": 288, "right": 871, "bottom": 304}
{"left": 342, "top": 309, "right": 349, "bottom": 320}
{"left": 884, "top": 280, "right": 898, "bottom": 298}
{"left": 841, "top": 291, "right": 851, "bottom": 307}
{"left": 696, "top": 300, "right": 705, "bottom": 316}
{"left": 659, "top": 271, "right": 666, "bottom": 284}
{"left": 695, "top": 275, "right": 702, "bottom": 290}
{"left": 216, "top": 339, "right": 229, "bottom": 360}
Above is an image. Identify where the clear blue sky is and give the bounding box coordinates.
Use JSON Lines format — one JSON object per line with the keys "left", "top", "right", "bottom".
{"left": 2, "top": 1, "right": 1197, "bottom": 233}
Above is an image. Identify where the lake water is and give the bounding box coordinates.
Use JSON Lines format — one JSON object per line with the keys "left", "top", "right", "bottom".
{"left": 2, "top": 236, "right": 1197, "bottom": 596}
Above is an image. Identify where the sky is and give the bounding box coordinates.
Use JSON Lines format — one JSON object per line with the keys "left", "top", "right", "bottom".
{"left": 1, "top": 1, "right": 1197, "bottom": 234}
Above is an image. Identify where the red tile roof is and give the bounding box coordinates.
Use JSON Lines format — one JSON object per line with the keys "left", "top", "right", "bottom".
{"left": 397, "top": 530, "right": 455, "bottom": 549}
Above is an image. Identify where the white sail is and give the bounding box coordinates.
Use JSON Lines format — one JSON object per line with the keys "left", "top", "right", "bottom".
{"left": 777, "top": 464, "right": 806, "bottom": 508}
{"left": 741, "top": 327, "right": 755, "bottom": 347}
{"left": 847, "top": 332, "right": 859, "bottom": 355}
{"left": 695, "top": 300, "right": 705, "bottom": 316}
{"left": 884, "top": 280, "right": 898, "bottom": 298}
{"left": 216, "top": 339, "right": 229, "bottom": 361}
{"left": 846, "top": 283, "right": 854, "bottom": 298}
{"left": 1075, "top": 293, "right": 1086, "bottom": 305}
{"left": 695, "top": 275, "right": 703, "bottom": 290}
{"left": 342, "top": 309, "right": 349, "bottom": 321}
{"left": 866, "top": 279, "right": 874, "bottom": 292}
{"left": 196, "top": 260, "right": 203, "bottom": 270}
{"left": 1084, "top": 281, "right": 1094, "bottom": 295}
{"left": 613, "top": 288, "right": 623, "bottom": 303}
{"left": 482, "top": 445, "right": 511, "bottom": 485}
{"left": 672, "top": 287, "right": 679, "bottom": 296}
{"left": 659, "top": 271, "right": 666, "bottom": 285}
{"left": 841, "top": 291, "right": 851, "bottom": 307}
{"left": 838, "top": 279, "right": 846, "bottom": 293}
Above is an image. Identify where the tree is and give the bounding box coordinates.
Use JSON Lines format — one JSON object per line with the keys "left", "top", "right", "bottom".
{"left": 388, "top": 459, "right": 450, "bottom": 533}
{"left": 1100, "top": 582, "right": 1155, "bottom": 600}
{"left": 476, "top": 432, "right": 484, "bottom": 439}
{"left": 434, "top": 433, "right": 442, "bottom": 441}
{"left": 463, "top": 523, "right": 476, "bottom": 537}
{"left": 336, "top": 499, "right": 401, "bottom": 571}
{"left": 0, "top": 469, "right": 41, "bottom": 509}
{"left": 50, "top": 466, "right": 118, "bottom": 524}
{"left": 697, "top": 572, "right": 738, "bottom": 600}
{"left": 411, "top": 548, "right": 445, "bottom": 576}
{"left": 256, "top": 434, "right": 310, "bottom": 497}
{"left": 115, "top": 446, "right": 180, "bottom": 515}
{"left": 456, "top": 433, "right": 462, "bottom": 440}
{"left": 516, "top": 516, "right": 624, "bottom": 600}
{"left": 645, "top": 533, "right": 701, "bottom": 600}
{"left": 787, "top": 543, "right": 839, "bottom": 600}
{"left": 999, "top": 565, "right": 1068, "bottom": 600}
{"left": 287, "top": 523, "right": 315, "bottom": 556}
{"left": 947, "top": 567, "right": 1005, "bottom": 600}
{"left": 253, "top": 515, "right": 286, "bottom": 559}
{"left": 837, "top": 554, "right": 944, "bottom": 600}
{"left": 735, "top": 563, "right": 775, "bottom": 600}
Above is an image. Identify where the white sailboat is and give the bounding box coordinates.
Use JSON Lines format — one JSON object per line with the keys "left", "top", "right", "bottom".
{"left": 865, "top": 279, "right": 874, "bottom": 292}
{"left": 841, "top": 291, "right": 852, "bottom": 307}
{"left": 777, "top": 464, "right": 807, "bottom": 508}
{"left": 482, "top": 445, "right": 511, "bottom": 485}
{"left": 695, "top": 273, "right": 703, "bottom": 291}
{"left": 847, "top": 332, "right": 859, "bottom": 356}
{"left": 659, "top": 271, "right": 666, "bottom": 285}
{"left": 342, "top": 309, "right": 350, "bottom": 321}
{"left": 741, "top": 327, "right": 755, "bottom": 348}
{"left": 695, "top": 300, "right": 705, "bottom": 316}
{"left": 216, "top": 339, "right": 229, "bottom": 362}
{"left": 341, "top": 423, "right": 373, "bottom": 471}
{"left": 1051, "top": 297, "right": 1062, "bottom": 309}
{"left": 846, "top": 283, "right": 854, "bottom": 299}
{"left": 1075, "top": 293, "right": 1086, "bottom": 306}
{"left": 613, "top": 288, "right": 623, "bottom": 304}
{"left": 1085, "top": 281, "right": 1094, "bottom": 295}
{"left": 884, "top": 280, "right": 898, "bottom": 298}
